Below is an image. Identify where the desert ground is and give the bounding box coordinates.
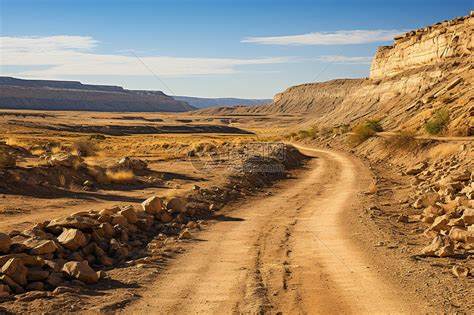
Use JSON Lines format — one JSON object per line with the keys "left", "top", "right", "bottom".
{"left": 0, "top": 108, "right": 472, "bottom": 314}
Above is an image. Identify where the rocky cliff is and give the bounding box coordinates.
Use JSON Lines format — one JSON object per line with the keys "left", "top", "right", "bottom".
{"left": 0, "top": 77, "right": 195, "bottom": 112}
{"left": 370, "top": 13, "right": 473, "bottom": 79}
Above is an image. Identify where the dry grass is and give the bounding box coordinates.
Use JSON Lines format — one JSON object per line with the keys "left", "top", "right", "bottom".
{"left": 105, "top": 169, "right": 135, "bottom": 184}
{"left": 384, "top": 130, "right": 419, "bottom": 151}
{"left": 348, "top": 119, "right": 384, "bottom": 146}
{"left": 71, "top": 140, "right": 97, "bottom": 157}
{"left": 427, "top": 143, "right": 462, "bottom": 160}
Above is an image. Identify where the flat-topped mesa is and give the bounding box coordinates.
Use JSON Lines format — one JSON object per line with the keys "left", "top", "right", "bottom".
{"left": 370, "top": 12, "right": 473, "bottom": 80}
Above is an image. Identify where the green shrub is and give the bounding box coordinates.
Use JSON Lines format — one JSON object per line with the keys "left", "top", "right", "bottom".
{"left": 424, "top": 108, "right": 450, "bottom": 135}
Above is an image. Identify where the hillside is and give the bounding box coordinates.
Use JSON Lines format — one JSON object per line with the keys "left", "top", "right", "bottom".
{"left": 198, "top": 12, "right": 473, "bottom": 136}
{"left": 173, "top": 95, "right": 271, "bottom": 108}
{"left": 0, "top": 77, "right": 195, "bottom": 112}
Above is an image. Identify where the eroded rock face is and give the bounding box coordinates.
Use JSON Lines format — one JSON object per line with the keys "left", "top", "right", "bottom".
{"left": 370, "top": 14, "right": 473, "bottom": 79}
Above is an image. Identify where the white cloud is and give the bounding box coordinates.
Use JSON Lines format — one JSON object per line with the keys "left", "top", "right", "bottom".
{"left": 314, "top": 55, "right": 372, "bottom": 64}
{"left": 241, "top": 30, "right": 403, "bottom": 45}
{"left": 0, "top": 35, "right": 292, "bottom": 77}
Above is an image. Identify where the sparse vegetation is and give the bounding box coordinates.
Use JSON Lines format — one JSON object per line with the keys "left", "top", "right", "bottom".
{"left": 349, "top": 119, "right": 383, "bottom": 145}
{"left": 384, "top": 130, "right": 419, "bottom": 151}
{"left": 105, "top": 169, "right": 135, "bottom": 184}
{"left": 71, "top": 140, "right": 97, "bottom": 157}
{"left": 424, "top": 108, "right": 450, "bottom": 135}
{"left": 0, "top": 147, "right": 16, "bottom": 168}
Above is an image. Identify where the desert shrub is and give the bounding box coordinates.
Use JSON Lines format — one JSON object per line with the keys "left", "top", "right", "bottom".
{"left": 364, "top": 119, "right": 383, "bottom": 132}
{"left": 424, "top": 108, "right": 450, "bottom": 135}
{"left": 105, "top": 169, "right": 135, "bottom": 184}
{"left": 71, "top": 140, "right": 97, "bottom": 157}
{"left": 384, "top": 130, "right": 419, "bottom": 151}
{"left": 349, "top": 119, "right": 384, "bottom": 145}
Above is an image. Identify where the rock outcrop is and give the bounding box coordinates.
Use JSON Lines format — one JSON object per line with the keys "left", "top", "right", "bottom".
{"left": 370, "top": 13, "right": 473, "bottom": 79}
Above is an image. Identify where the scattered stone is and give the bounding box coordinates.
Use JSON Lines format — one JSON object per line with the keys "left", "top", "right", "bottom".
{"left": 167, "top": 197, "right": 186, "bottom": 213}
{"left": 52, "top": 286, "right": 80, "bottom": 296}
{"left": 47, "top": 216, "right": 99, "bottom": 230}
{"left": 0, "top": 233, "right": 12, "bottom": 253}
{"left": 119, "top": 206, "right": 138, "bottom": 224}
{"left": 62, "top": 261, "right": 99, "bottom": 284}
{"left": 25, "top": 282, "right": 45, "bottom": 291}
{"left": 406, "top": 162, "right": 427, "bottom": 175}
{"left": 1, "top": 258, "right": 28, "bottom": 286}
{"left": 0, "top": 284, "right": 10, "bottom": 297}
{"left": 27, "top": 268, "right": 50, "bottom": 281}
{"left": 452, "top": 265, "right": 469, "bottom": 278}
{"left": 57, "top": 229, "right": 87, "bottom": 251}
{"left": 16, "top": 290, "right": 48, "bottom": 302}
{"left": 141, "top": 196, "right": 164, "bottom": 214}
{"left": 179, "top": 229, "right": 192, "bottom": 240}
{"left": 27, "top": 240, "right": 58, "bottom": 255}
{"left": 421, "top": 235, "right": 454, "bottom": 257}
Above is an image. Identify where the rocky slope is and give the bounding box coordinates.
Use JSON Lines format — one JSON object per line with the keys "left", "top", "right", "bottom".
{"left": 0, "top": 77, "right": 195, "bottom": 112}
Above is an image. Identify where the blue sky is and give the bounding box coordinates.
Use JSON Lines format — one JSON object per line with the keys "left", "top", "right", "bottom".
{"left": 0, "top": 0, "right": 471, "bottom": 98}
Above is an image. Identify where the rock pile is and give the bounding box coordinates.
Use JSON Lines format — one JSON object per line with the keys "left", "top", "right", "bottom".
{"left": 0, "top": 195, "right": 206, "bottom": 297}
{"left": 405, "top": 161, "right": 473, "bottom": 267}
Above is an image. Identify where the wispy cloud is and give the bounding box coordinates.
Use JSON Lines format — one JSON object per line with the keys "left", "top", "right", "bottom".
{"left": 0, "top": 35, "right": 292, "bottom": 78}
{"left": 314, "top": 55, "right": 372, "bottom": 64}
{"left": 242, "top": 29, "right": 403, "bottom": 45}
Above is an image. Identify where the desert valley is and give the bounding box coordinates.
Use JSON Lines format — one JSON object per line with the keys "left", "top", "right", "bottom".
{"left": 0, "top": 4, "right": 472, "bottom": 315}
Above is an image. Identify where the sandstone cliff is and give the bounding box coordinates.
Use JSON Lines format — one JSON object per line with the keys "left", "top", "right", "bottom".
{"left": 204, "top": 12, "right": 473, "bottom": 136}
{"left": 370, "top": 13, "right": 473, "bottom": 79}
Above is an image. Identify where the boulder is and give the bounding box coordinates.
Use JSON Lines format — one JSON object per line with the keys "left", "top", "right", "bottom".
{"left": 25, "top": 239, "right": 58, "bottom": 255}
{"left": 111, "top": 214, "right": 128, "bottom": 227}
{"left": 1, "top": 258, "right": 28, "bottom": 286}
{"left": 62, "top": 261, "right": 98, "bottom": 284}
{"left": 428, "top": 214, "right": 449, "bottom": 233}
{"left": 449, "top": 227, "right": 474, "bottom": 244}
{"left": 0, "top": 253, "right": 43, "bottom": 267}
{"left": 47, "top": 216, "right": 99, "bottom": 230}
{"left": 452, "top": 265, "right": 470, "bottom": 278}
{"left": 413, "top": 193, "right": 439, "bottom": 209}
{"left": 167, "top": 197, "right": 187, "bottom": 213}
{"left": 141, "top": 196, "right": 164, "bottom": 214}
{"left": 160, "top": 211, "right": 173, "bottom": 223}
{"left": 421, "top": 235, "right": 454, "bottom": 257}
{"left": 119, "top": 207, "right": 138, "bottom": 224}
{"left": 26, "top": 282, "right": 45, "bottom": 291}
{"left": 99, "top": 222, "right": 115, "bottom": 238}
{"left": 27, "top": 268, "right": 50, "bottom": 281}
{"left": 0, "top": 275, "right": 24, "bottom": 294}
{"left": 0, "top": 233, "right": 11, "bottom": 253}
{"left": 46, "top": 272, "right": 64, "bottom": 287}
{"left": 461, "top": 208, "right": 474, "bottom": 225}
{"left": 57, "top": 229, "right": 87, "bottom": 251}
{"left": 0, "top": 284, "right": 10, "bottom": 297}
{"left": 406, "top": 162, "right": 427, "bottom": 175}
{"left": 179, "top": 229, "right": 193, "bottom": 240}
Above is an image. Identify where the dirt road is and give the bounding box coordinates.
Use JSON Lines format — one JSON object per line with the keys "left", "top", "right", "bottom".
{"left": 125, "top": 145, "right": 424, "bottom": 314}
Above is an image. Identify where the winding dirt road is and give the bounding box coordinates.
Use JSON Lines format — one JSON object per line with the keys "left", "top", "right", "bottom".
{"left": 125, "top": 145, "right": 423, "bottom": 314}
